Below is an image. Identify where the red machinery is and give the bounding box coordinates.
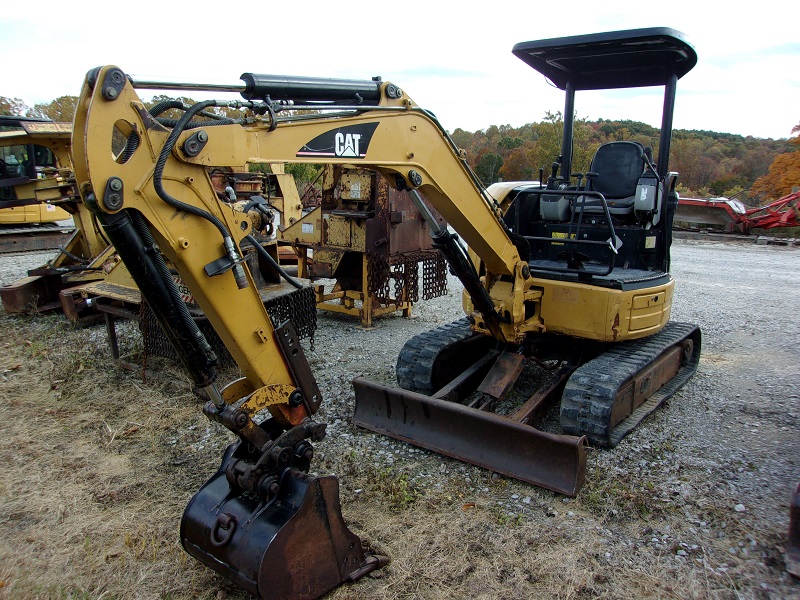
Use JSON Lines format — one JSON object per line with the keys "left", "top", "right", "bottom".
{"left": 675, "top": 192, "right": 800, "bottom": 234}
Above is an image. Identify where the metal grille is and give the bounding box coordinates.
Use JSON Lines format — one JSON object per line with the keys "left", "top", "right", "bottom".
{"left": 264, "top": 285, "right": 317, "bottom": 349}
{"left": 139, "top": 285, "right": 317, "bottom": 366}
{"left": 367, "top": 250, "right": 447, "bottom": 308}
{"left": 366, "top": 256, "right": 391, "bottom": 306}
{"left": 421, "top": 251, "right": 448, "bottom": 300}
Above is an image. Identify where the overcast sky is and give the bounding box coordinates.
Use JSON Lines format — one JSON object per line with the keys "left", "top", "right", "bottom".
{"left": 3, "top": 1, "right": 798, "bottom": 140}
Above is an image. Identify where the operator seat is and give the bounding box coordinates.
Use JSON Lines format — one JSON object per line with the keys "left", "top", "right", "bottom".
{"left": 578, "top": 141, "right": 646, "bottom": 216}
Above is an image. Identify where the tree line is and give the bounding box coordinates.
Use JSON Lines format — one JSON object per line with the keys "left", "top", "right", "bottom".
{"left": 3, "top": 95, "right": 797, "bottom": 203}
{"left": 454, "top": 114, "right": 797, "bottom": 204}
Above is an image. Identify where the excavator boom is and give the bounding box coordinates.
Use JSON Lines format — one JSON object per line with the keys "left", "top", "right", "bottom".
{"left": 72, "top": 67, "right": 394, "bottom": 600}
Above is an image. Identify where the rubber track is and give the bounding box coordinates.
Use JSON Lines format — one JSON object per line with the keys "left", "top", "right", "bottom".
{"left": 396, "top": 318, "right": 475, "bottom": 395}
{"left": 560, "top": 321, "right": 701, "bottom": 448}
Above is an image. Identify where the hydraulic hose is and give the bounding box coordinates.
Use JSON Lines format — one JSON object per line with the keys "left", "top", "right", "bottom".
{"left": 155, "top": 117, "right": 236, "bottom": 129}
{"left": 91, "top": 205, "right": 218, "bottom": 388}
{"left": 149, "top": 100, "right": 185, "bottom": 118}
{"left": 430, "top": 227, "right": 505, "bottom": 339}
{"left": 152, "top": 99, "right": 230, "bottom": 240}
{"left": 245, "top": 234, "right": 303, "bottom": 289}
{"left": 149, "top": 100, "right": 232, "bottom": 123}
{"left": 129, "top": 209, "right": 214, "bottom": 359}
{"left": 152, "top": 99, "right": 251, "bottom": 289}
{"left": 121, "top": 130, "right": 140, "bottom": 163}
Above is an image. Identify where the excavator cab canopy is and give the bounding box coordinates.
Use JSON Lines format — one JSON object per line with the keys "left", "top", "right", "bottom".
{"left": 512, "top": 27, "right": 697, "bottom": 91}
{"left": 512, "top": 27, "right": 696, "bottom": 179}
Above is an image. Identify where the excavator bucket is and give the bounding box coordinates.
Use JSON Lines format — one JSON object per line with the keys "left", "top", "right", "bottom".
{"left": 352, "top": 377, "right": 587, "bottom": 496}
{"left": 182, "top": 444, "right": 386, "bottom": 600}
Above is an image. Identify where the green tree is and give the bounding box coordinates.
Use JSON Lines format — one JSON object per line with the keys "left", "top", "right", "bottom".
{"left": 529, "top": 111, "right": 563, "bottom": 175}
{"left": 284, "top": 163, "right": 323, "bottom": 188}
{"left": 498, "top": 136, "right": 524, "bottom": 151}
{"left": 28, "top": 96, "right": 78, "bottom": 122}
{"left": 474, "top": 152, "right": 504, "bottom": 186}
{"left": 709, "top": 175, "right": 747, "bottom": 197}
{"left": 450, "top": 128, "right": 472, "bottom": 150}
{"left": 0, "top": 96, "right": 29, "bottom": 116}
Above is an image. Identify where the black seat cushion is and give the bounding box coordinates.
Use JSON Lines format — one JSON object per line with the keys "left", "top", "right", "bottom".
{"left": 589, "top": 141, "right": 644, "bottom": 199}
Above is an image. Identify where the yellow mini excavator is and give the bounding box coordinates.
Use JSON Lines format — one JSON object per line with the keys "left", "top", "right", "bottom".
{"left": 73, "top": 26, "right": 700, "bottom": 600}
{"left": 0, "top": 116, "right": 72, "bottom": 228}
{"left": 0, "top": 116, "right": 123, "bottom": 314}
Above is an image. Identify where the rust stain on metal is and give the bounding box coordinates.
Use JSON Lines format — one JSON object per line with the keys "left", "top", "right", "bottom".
{"left": 352, "top": 377, "right": 587, "bottom": 496}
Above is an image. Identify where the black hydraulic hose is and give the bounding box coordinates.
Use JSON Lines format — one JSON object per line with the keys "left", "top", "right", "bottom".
{"left": 149, "top": 100, "right": 231, "bottom": 123}
{"left": 56, "top": 245, "right": 88, "bottom": 264}
{"left": 149, "top": 100, "right": 184, "bottom": 118}
{"left": 430, "top": 228, "right": 505, "bottom": 338}
{"left": 155, "top": 116, "right": 236, "bottom": 129}
{"left": 121, "top": 130, "right": 140, "bottom": 163}
{"left": 94, "top": 206, "right": 218, "bottom": 387}
{"left": 245, "top": 234, "right": 303, "bottom": 289}
{"left": 91, "top": 213, "right": 112, "bottom": 247}
{"left": 152, "top": 99, "right": 230, "bottom": 240}
{"left": 129, "top": 209, "right": 213, "bottom": 356}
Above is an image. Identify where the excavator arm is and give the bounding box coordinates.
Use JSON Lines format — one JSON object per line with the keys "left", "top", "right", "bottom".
{"left": 73, "top": 66, "right": 541, "bottom": 348}
{"left": 72, "top": 67, "right": 405, "bottom": 599}
{"left": 71, "top": 64, "right": 545, "bottom": 600}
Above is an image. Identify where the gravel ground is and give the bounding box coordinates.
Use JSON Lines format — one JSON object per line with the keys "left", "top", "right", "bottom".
{"left": 1, "top": 238, "right": 799, "bottom": 598}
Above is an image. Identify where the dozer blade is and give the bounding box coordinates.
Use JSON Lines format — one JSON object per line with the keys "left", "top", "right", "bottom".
{"left": 352, "top": 377, "right": 587, "bottom": 496}
{"left": 182, "top": 444, "right": 386, "bottom": 600}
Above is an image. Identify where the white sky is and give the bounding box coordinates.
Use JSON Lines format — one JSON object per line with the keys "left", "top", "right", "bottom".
{"left": 2, "top": 0, "right": 798, "bottom": 139}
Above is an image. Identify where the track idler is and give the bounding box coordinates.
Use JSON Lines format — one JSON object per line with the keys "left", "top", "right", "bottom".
{"left": 181, "top": 442, "right": 387, "bottom": 600}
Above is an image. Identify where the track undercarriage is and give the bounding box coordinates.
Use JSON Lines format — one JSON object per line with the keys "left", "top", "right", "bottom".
{"left": 353, "top": 318, "right": 701, "bottom": 495}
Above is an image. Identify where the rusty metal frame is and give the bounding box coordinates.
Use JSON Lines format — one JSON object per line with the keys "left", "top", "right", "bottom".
{"left": 313, "top": 255, "right": 413, "bottom": 328}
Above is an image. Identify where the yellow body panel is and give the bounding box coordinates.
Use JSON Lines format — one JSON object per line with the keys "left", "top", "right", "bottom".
{"left": 463, "top": 274, "right": 673, "bottom": 343}
{"left": 324, "top": 214, "right": 366, "bottom": 250}
{"left": 538, "top": 278, "right": 673, "bottom": 342}
{"left": 0, "top": 203, "right": 70, "bottom": 224}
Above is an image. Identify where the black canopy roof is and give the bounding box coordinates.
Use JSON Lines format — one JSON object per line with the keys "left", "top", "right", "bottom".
{"left": 512, "top": 27, "right": 697, "bottom": 91}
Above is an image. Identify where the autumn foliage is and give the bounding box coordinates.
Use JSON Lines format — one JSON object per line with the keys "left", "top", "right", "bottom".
{"left": 2, "top": 94, "right": 796, "bottom": 204}
{"left": 749, "top": 123, "right": 800, "bottom": 200}
{"left": 452, "top": 114, "right": 795, "bottom": 204}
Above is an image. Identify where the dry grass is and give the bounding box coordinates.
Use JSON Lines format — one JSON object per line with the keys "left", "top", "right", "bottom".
{"left": 0, "top": 311, "right": 797, "bottom": 600}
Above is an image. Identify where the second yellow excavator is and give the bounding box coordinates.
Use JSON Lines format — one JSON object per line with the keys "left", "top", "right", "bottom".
{"left": 72, "top": 26, "right": 700, "bottom": 600}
